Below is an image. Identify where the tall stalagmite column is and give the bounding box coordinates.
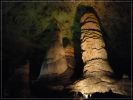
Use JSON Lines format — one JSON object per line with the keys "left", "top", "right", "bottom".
{"left": 70, "top": 6, "right": 129, "bottom": 98}
{"left": 80, "top": 8, "right": 113, "bottom": 79}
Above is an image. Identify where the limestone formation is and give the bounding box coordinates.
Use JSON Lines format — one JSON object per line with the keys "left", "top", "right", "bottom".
{"left": 38, "top": 27, "right": 68, "bottom": 78}
{"left": 70, "top": 6, "right": 131, "bottom": 98}
{"left": 80, "top": 11, "right": 113, "bottom": 77}
{"left": 37, "top": 23, "right": 75, "bottom": 91}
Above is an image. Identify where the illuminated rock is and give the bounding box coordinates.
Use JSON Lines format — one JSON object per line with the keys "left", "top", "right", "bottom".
{"left": 70, "top": 6, "right": 131, "bottom": 98}
{"left": 80, "top": 6, "right": 113, "bottom": 78}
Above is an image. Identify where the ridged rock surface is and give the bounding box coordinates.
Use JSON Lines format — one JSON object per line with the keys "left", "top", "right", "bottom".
{"left": 70, "top": 6, "right": 131, "bottom": 98}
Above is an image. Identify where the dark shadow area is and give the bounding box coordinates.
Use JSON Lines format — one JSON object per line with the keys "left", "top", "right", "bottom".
{"left": 2, "top": 24, "right": 31, "bottom": 97}
{"left": 63, "top": 37, "right": 71, "bottom": 48}
{"left": 2, "top": 18, "right": 61, "bottom": 98}
{"left": 91, "top": 91, "right": 130, "bottom": 98}
{"left": 71, "top": 5, "right": 88, "bottom": 80}
{"left": 32, "top": 79, "right": 74, "bottom": 98}
{"left": 100, "top": 16, "right": 131, "bottom": 80}
{"left": 74, "top": 90, "right": 130, "bottom": 99}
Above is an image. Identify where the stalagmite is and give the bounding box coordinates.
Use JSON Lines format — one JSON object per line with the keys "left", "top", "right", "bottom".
{"left": 36, "top": 22, "right": 75, "bottom": 92}
{"left": 70, "top": 6, "right": 131, "bottom": 98}
{"left": 38, "top": 25, "right": 68, "bottom": 78}
{"left": 80, "top": 8, "right": 114, "bottom": 82}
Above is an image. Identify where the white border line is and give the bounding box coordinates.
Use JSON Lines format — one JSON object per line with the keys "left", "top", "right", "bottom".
{"left": 1, "top": 0, "right": 132, "bottom": 99}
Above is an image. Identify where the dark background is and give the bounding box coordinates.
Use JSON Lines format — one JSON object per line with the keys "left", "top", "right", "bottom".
{"left": 1, "top": 1, "right": 131, "bottom": 98}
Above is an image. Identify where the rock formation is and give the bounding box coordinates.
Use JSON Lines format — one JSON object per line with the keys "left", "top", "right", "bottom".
{"left": 36, "top": 22, "right": 75, "bottom": 92}
{"left": 2, "top": 2, "right": 131, "bottom": 98}
{"left": 69, "top": 6, "right": 131, "bottom": 98}
{"left": 80, "top": 7, "right": 113, "bottom": 78}
{"left": 38, "top": 23, "right": 68, "bottom": 78}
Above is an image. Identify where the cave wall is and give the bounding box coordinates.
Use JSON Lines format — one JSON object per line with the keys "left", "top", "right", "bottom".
{"left": 2, "top": 0, "right": 131, "bottom": 98}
